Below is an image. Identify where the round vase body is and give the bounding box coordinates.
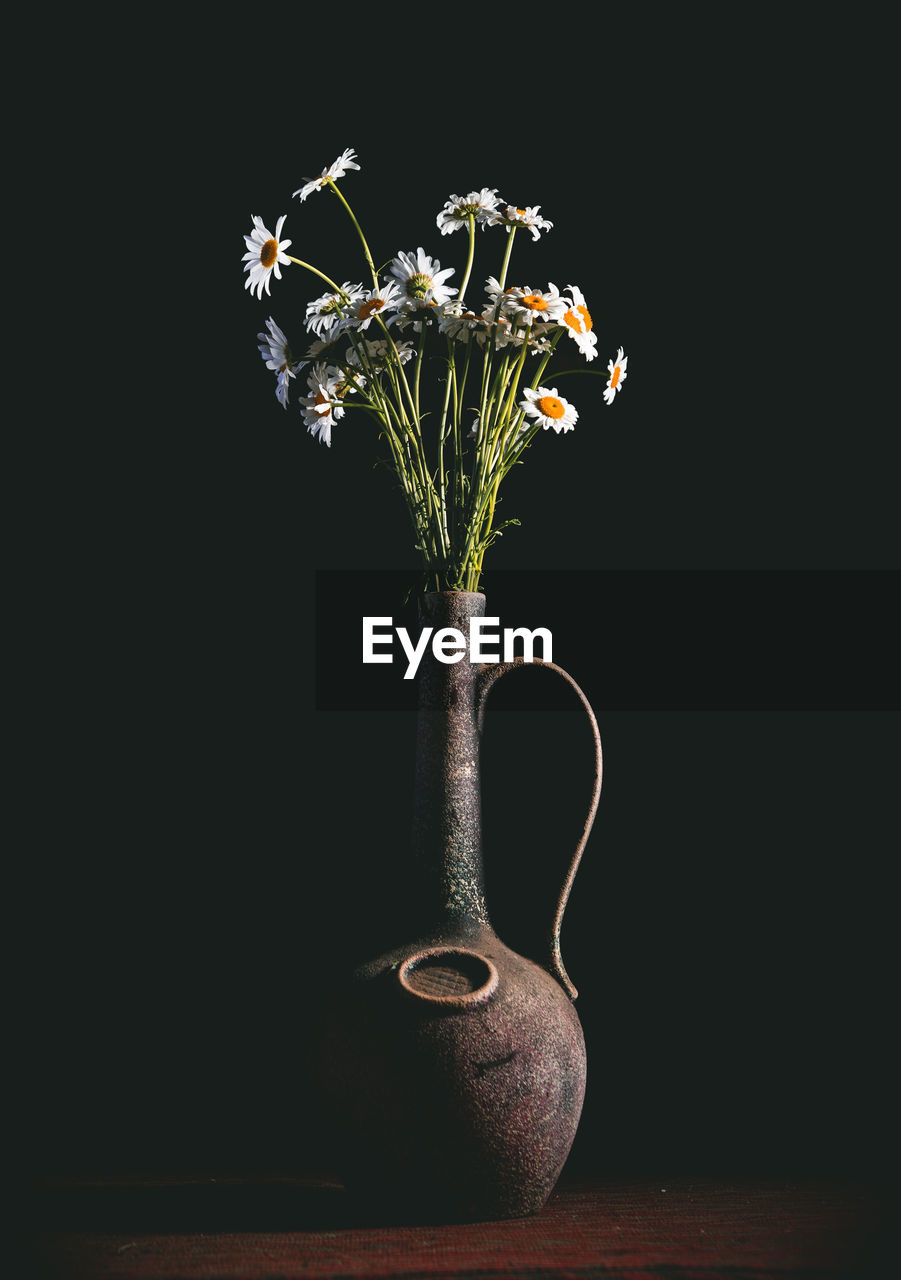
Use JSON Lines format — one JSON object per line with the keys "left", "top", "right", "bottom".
{"left": 315, "top": 922, "right": 586, "bottom": 1221}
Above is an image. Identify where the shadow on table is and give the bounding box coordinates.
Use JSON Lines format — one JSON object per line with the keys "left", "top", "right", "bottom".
{"left": 19, "top": 1173, "right": 560, "bottom": 1233}
{"left": 19, "top": 1176, "right": 398, "bottom": 1234}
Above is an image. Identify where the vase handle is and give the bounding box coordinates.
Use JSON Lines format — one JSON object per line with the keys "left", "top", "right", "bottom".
{"left": 475, "top": 659, "right": 602, "bottom": 1000}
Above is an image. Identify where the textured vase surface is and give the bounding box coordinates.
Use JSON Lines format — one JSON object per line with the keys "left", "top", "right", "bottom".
{"left": 313, "top": 591, "right": 602, "bottom": 1222}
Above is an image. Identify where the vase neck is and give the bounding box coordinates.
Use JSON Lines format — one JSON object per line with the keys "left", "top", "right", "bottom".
{"left": 411, "top": 593, "right": 489, "bottom": 927}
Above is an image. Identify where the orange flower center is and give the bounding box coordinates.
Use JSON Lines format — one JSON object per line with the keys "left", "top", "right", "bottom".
{"left": 359, "top": 297, "right": 385, "bottom": 320}
{"left": 260, "top": 239, "right": 278, "bottom": 269}
{"left": 564, "top": 304, "right": 592, "bottom": 334}
{"left": 521, "top": 294, "right": 548, "bottom": 311}
{"left": 538, "top": 395, "right": 566, "bottom": 419}
{"left": 610, "top": 365, "right": 621, "bottom": 389}
{"left": 314, "top": 390, "right": 331, "bottom": 413}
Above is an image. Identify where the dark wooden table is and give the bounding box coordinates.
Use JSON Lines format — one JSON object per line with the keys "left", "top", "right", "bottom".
{"left": 19, "top": 1171, "right": 895, "bottom": 1279}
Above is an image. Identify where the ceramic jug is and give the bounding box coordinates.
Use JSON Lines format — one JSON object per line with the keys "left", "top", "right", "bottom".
{"left": 313, "top": 591, "right": 602, "bottom": 1222}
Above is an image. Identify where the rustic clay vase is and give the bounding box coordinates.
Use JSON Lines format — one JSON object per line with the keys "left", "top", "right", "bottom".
{"left": 313, "top": 591, "right": 602, "bottom": 1222}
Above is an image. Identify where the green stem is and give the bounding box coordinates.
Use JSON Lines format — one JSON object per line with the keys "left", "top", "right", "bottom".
{"left": 285, "top": 257, "right": 345, "bottom": 293}
{"left": 326, "top": 179, "right": 379, "bottom": 289}
{"left": 497, "top": 225, "right": 517, "bottom": 290}
{"left": 413, "top": 320, "right": 426, "bottom": 423}
{"left": 374, "top": 315, "right": 418, "bottom": 425}
{"left": 457, "top": 214, "right": 476, "bottom": 303}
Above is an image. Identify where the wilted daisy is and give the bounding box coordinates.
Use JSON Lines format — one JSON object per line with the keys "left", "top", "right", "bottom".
{"left": 436, "top": 189, "right": 502, "bottom": 235}
{"left": 293, "top": 148, "right": 361, "bottom": 202}
{"left": 300, "top": 362, "right": 347, "bottom": 447}
{"left": 603, "top": 347, "right": 628, "bottom": 405}
{"left": 257, "top": 317, "right": 296, "bottom": 408}
{"left": 505, "top": 283, "right": 568, "bottom": 327}
{"left": 340, "top": 281, "right": 403, "bottom": 331}
{"left": 389, "top": 248, "right": 457, "bottom": 314}
{"left": 242, "top": 215, "right": 292, "bottom": 299}
{"left": 561, "top": 285, "right": 598, "bottom": 362}
{"left": 520, "top": 386, "right": 579, "bottom": 434}
{"left": 305, "top": 283, "right": 367, "bottom": 339}
{"left": 487, "top": 204, "right": 553, "bottom": 241}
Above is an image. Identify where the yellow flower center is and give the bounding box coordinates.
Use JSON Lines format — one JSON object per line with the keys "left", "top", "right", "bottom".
{"left": 260, "top": 239, "right": 278, "bottom": 269}
{"left": 610, "top": 365, "right": 621, "bottom": 389}
{"left": 538, "top": 395, "right": 566, "bottom": 419}
{"left": 521, "top": 294, "right": 548, "bottom": 312}
{"left": 359, "top": 297, "right": 385, "bottom": 320}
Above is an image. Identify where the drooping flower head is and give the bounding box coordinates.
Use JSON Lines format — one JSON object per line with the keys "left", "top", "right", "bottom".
{"left": 305, "top": 283, "right": 367, "bottom": 339}
{"left": 603, "top": 346, "right": 628, "bottom": 405}
{"left": 436, "top": 189, "right": 502, "bottom": 235}
{"left": 520, "top": 386, "right": 579, "bottom": 434}
{"left": 486, "top": 204, "right": 553, "bottom": 241}
{"left": 561, "top": 284, "right": 598, "bottom": 362}
{"left": 300, "top": 362, "right": 348, "bottom": 447}
{"left": 389, "top": 248, "right": 457, "bottom": 314}
{"left": 242, "top": 215, "right": 292, "bottom": 299}
{"left": 293, "top": 148, "right": 361, "bottom": 202}
{"left": 257, "top": 317, "right": 297, "bottom": 408}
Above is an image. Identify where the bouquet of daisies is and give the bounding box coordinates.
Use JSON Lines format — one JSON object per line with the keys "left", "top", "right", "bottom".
{"left": 244, "top": 148, "right": 628, "bottom": 593}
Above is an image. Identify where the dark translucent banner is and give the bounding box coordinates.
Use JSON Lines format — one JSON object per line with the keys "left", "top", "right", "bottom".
{"left": 314, "top": 569, "right": 898, "bottom": 712}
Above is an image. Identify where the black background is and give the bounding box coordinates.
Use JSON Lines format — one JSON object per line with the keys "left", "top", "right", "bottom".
{"left": 16, "top": 10, "right": 898, "bottom": 1194}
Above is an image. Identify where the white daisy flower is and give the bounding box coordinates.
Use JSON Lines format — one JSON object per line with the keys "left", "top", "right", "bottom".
{"left": 292, "top": 148, "right": 361, "bottom": 202}
{"left": 505, "top": 282, "right": 568, "bottom": 326}
{"left": 300, "top": 362, "right": 347, "bottom": 447}
{"left": 561, "top": 284, "right": 598, "bottom": 362}
{"left": 603, "top": 347, "right": 628, "bottom": 405}
{"left": 486, "top": 204, "right": 553, "bottom": 241}
{"left": 389, "top": 248, "right": 457, "bottom": 313}
{"left": 436, "top": 189, "right": 502, "bottom": 235}
{"left": 340, "top": 281, "right": 403, "bottom": 331}
{"left": 305, "top": 283, "right": 367, "bottom": 339}
{"left": 242, "top": 215, "right": 292, "bottom": 300}
{"left": 520, "top": 386, "right": 579, "bottom": 434}
{"left": 257, "top": 317, "right": 297, "bottom": 408}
